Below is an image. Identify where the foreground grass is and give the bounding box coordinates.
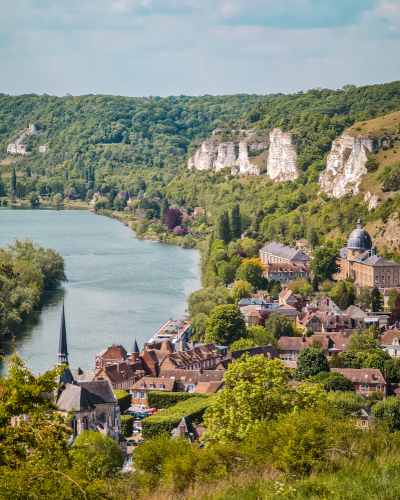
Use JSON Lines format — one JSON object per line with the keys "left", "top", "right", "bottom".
{"left": 140, "top": 453, "right": 400, "bottom": 500}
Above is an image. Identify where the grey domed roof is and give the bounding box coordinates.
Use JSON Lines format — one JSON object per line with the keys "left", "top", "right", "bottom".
{"left": 347, "top": 219, "right": 372, "bottom": 250}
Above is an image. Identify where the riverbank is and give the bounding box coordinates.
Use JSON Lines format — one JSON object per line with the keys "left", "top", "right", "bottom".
{"left": 0, "top": 208, "right": 202, "bottom": 375}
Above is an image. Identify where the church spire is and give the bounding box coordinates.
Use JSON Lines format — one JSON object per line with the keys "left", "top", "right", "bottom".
{"left": 132, "top": 337, "right": 139, "bottom": 355}
{"left": 57, "top": 298, "right": 68, "bottom": 366}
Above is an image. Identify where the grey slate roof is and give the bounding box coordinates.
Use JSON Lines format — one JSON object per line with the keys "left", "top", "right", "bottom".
{"left": 77, "top": 380, "right": 116, "bottom": 404}
{"left": 197, "top": 371, "right": 224, "bottom": 383}
{"left": 238, "top": 298, "right": 266, "bottom": 306}
{"left": 56, "top": 384, "right": 95, "bottom": 411}
{"left": 70, "top": 369, "right": 98, "bottom": 382}
{"left": 260, "top": 242, "right": 312, "bottom": 262}
{"left": 361, "top": 255, "right": 399, "bottom": 267}
{"left": 132, "top": 337, "right": 140, "bottom": 354}
{"left": 347, "top": 220, "right": 372, "bottom": 250}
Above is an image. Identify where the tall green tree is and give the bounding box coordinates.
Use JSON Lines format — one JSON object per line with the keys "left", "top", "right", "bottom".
{"left": 231, "top": 203, "right": 241, "bottom": 239}
{"left": 236, "top": 261, "right": 263, "bottom": 290}
{"left": 160, "top": 198, "right": 169, "bottom": 223}
{"left": 294, "top": 348, "right": 330, "bottom": 381}
{"left": 264, "top": 313, "right": 295, "bottom": 340}
{"left": 388, "top": 289, "right": 400, "bottom": 311}
{"left": 0, "top": 173, "right": 5, "bottom": 197}
{"left": 217, "top": 211, "right": 232, "bottom": 245}
{"left": 307, "top": 226, "right": 319, "bottom": 250}
{"left": 205, "top": 304, "right": 246, "bottom": 346}
{"left": 357, "top": 286, "right": 372, "bottom": 310}
{"left": 371, "top": 287, "right": 384, "bottom": 312}
{"left": 310, "top": 245, "right": 340, "bottom": 282}
{"left": 11, "top": 167, "right": 17, "bottom": 198}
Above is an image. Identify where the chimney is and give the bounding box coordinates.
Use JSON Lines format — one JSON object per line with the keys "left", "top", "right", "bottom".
{"left": 179, "top": 423, "right": 185, "bottom": 437}
{"left": 180, "top": 339, "right": 184, "bottom": 352}
{"left": 190, "top": 340, "right": 195, "bottom": 349}
{"left": 302, "top": 335, "right": 306, "bottom": 343}
{"left": 371, "top": 246, "right": 376, "bottom": 257}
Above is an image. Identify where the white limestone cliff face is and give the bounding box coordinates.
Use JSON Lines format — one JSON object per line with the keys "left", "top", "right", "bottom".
{"left": 188, "top": 140, "right": 215, "bottom": 171}
{"left": 318, "top": 133, "right": 381, "bottom": 199}
{"left": 188, "top": 138, "right": 261, "bottom": 175}
{"left": 266, "top": 128, "right": 298, "bottom": 182}
{"left": 363, "top": 191, "right": 381, "bottom": 211}
{"left": 214, "top": 143, "right": 237, "bottom": 172}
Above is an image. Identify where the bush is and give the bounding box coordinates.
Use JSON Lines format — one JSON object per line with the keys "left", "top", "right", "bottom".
{"left": 365, "top": 157, "right": 379, "bottom": 173}
{"left": 147, "top": 391, "right": 209, "bottom": 409}
{"left": 121, "top": 415, "right": 134, "bottom": 437}
{"left": 314, "top": 371, "right": 355, "bottom": 392}
{"left": 114, "top": 390, "right": 132, "bottom": 413}
{"left": 141, "top": 396, "right": 212, "bottom": 440}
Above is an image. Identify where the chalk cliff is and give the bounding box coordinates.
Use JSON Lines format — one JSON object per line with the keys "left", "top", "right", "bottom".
{"left": 363, "top": 191, "right": 381, "bottom": 211}
{"left": 318, "top": 133, "right": 381, "bottom": 198}
{"left": 266, "top": 128, "right": 299, "bottom": 182}
{"left": 188, "top": 138, "right": 261, "bottom": 175}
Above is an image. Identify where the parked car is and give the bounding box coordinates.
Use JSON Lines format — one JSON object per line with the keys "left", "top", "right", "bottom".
{"left": 124, "top": 409, "right": 135, "bottom": 415}
{"left": 137, "top": 438, "right": 145, "bottom": 444}
{"left": 127, "top": 439, "right": 137, "bottom": 446}
{"left": 149, "top": 408, "right": 157, "bottom": 414}
{"left": 133, "top": 426, "right": 141, "bottom": 432}
{"left": 132, "top": 430, "right": 140, "bottom": 436}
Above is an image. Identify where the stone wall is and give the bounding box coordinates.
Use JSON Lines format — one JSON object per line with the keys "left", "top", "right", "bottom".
{"left": 266, "top": 128, "right": 299, "bottom": 182}
{"left": 318, "top": 133, "right": 381, "bottom": 198}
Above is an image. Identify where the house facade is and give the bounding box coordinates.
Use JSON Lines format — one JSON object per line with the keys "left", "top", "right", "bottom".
{"left": 130, "top": 376, "right": 183, "bottom": 407}
{"left": 331, "top": 368, "right": 388, "bottom": 397}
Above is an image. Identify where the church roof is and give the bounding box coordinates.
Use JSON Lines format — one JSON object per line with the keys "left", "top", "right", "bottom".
{"left": 132, "top": 338, "right": 140, "bottom": 354}
{"left": 76, "top": 380, "right": 116, "bottom": 404}
{"left": 58, "top": 298, "right": 69, "bottom": 366}
{"left": 56, "top": 384, "right": 95, "bottom": 412}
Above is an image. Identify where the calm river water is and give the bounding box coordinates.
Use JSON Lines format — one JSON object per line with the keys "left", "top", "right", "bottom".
{"left": 0, "top": 208, "right": 201, "bottom": 375}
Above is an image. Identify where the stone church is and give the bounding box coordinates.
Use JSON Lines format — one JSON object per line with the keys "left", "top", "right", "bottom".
{"left": 55, "top": 300, "right": 126, "bottom": 453}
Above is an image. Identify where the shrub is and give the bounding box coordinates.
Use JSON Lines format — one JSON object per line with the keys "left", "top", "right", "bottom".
{"left": 314, "top": 371, "right": 355, "bottom": 392}
{"left": 121, "top": 415, "right": 134, "bottom": 437}
{"left": 365, "top": 157, "right": 379, "bottom": 173}
{"left": 114, "top": 390, "right": 132, "bottom": 413}
{"left": 141, "top": 396, "right": 212, "bottom": 440}
{"left": 147, "top": 391, "right": 209, "bottom": 409}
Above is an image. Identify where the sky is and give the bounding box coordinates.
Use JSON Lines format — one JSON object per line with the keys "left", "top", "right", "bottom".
{"left": 0, "top": 0, "right": 399, "bottom": 97}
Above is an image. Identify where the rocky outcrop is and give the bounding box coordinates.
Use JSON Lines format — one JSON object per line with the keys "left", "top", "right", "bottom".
{"left": 188, "top": 141, "right": 215, "bottom": 171}
{"left": 266, "top": 128, "right": 298, "bottom": 182}
{"left": 363, "top": 191, "right": 381, "bottom": 211}
{"left": 318, "top": 133, "right": 381, "bottom": 199}
{"left": 214, "top": 143, "right": 237, "bottom": 172}
{"left": 188, "top": 138, "right": 261, "bottom": 175}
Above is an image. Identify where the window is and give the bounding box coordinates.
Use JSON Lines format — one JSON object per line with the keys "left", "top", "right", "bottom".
{"left": 140, "top": 383, "right": 145, "bottom": 388}
{"left": 361, "top": 383, "right": 369, "bottom": 390}
{"left": 140, "top": 392, "right": 145, "bottom": 399}
{"left": 159, "top": 383, "right": 165, "bottom": 389}
{"left": 377, "top": 384, "right": 383, "bottom": 390}
{"left": 150, "top": 383, "right": 155, "bottom": 389}
{"left": 362, "top": 420, "right": 366, "bottom": 428}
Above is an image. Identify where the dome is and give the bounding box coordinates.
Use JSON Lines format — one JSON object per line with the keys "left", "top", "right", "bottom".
{"left": 347, "top": 219, "right": 372, "bottom": 250}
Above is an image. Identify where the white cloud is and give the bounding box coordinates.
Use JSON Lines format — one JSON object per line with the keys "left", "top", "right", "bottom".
{"left": 0, "top": 0, "right": 398, "bottom": 96}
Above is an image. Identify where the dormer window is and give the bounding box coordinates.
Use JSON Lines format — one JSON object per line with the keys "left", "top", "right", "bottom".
{"left": 140, "top": 383, "right": 145, "bottom": 388}
{"left": 159, "top": 383, "right": 165, "bottom": 389}
{"left": 150, "top": 383, "right": 155, "bottom": 389}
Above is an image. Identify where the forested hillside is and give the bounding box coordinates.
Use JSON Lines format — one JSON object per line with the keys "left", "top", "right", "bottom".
{"left": 166, "top": 81, "right": 400, "bottom": 261}
{"left": 0, "top": 93, "right": 267, "bottom": 185}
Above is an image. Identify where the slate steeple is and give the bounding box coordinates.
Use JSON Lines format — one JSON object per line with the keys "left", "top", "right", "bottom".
{"left": 57, "top": 298, "right": 69, "bottom": 367}
{"left": 131, "top": 337, "right": 140, "bottom": 362}
{"left": 57, "top": 298, "right": 74, "bottom": 385}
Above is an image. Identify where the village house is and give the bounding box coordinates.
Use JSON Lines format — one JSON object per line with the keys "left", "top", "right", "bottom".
{"left": 308, "top": 296, "right": 340, "bottom": 312}
{"left": 130, "top": 376, "right": 183, "bottom": 407}
{"left": 215, "top": 345, "right": 279, "bottom": 371}
{"left": 95, "top": 344, "right": 130, "bottom": 369}
{"left": 278, "top": 334, "right": 350, "bottom": 362}
{"left": 159, "top": 369, "right": 201, "bottom": 393}
{"left": 335, "top": 219, "right": 400, "bottom": 289}
{"left": 296, "top": 238, "right": 308, "bottom": 249}
{"left": 90, "top": 192, "right": 107, "bottom": 205}
{"left": 95, "top": 362, "right": 144, "bottom": 391}
{"left": 39, "top": 145, "right": 49, "bottom": 153}
{"left": 171, "top": 417, "right": 205, "bottom": 442}
{"left": 193, "top": 207, "right": 205, "bottom": 216}
{"left": 264, "top": 263, "right": 312, "bottom": 285}
{"left": 342, "top": 305, "right": 369, "bottom": 320}
{"left": 381, "top": 328, "right": 400, "bottom": 358}
{"left": 331, "top": 368, "right": 388, "bottom": 398}
{"left": 159, "top": 340, "right": 226, "bottom": 371}
{"left": 356, "top": 406, "right": 373, "bottom": 430}
{"left": 279, "top": 288, "right": 297, "bottom": 307}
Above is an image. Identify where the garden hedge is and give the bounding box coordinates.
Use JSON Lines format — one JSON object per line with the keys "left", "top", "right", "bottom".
{"left": 115, "top": 390, "right": 132, "bottom": 414}
{"left": 141, "top": 396, "right": 213, "bottom": 440}
{"left": 121, "top": 415, "right": 134, "bottom": 437}
{"left": 147, "top": 391, "right": 209, "bottom": 409}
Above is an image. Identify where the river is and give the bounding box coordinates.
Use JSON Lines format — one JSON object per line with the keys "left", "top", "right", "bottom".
{"left": 0, "top": 207, "right": 201, "bottom": 375}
